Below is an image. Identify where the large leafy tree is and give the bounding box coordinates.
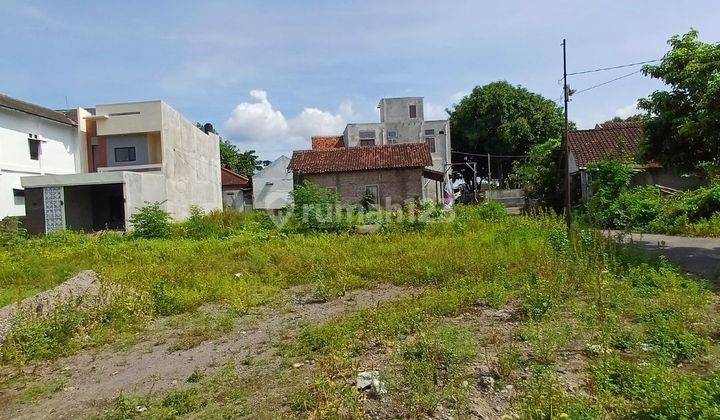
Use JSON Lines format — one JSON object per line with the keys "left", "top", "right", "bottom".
{"left": 219, "top": 140, "right": 269, "bottom": 177}
{"left": 639, "top": 30, "right": 720, "bottom": 171}
{"left": 511, "top": 138, "right": 563, "bottom": 210}
{"left": 449, "top": 81, "right": 566, "bottom": 156}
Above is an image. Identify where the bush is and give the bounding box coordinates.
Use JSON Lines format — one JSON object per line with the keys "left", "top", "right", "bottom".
{"left": 129, "top": 202, "right": 171, "bottom": 239}
{"left": 0, "top": 216, "right": 26, "bottom": 248}
{"left": 289, "top": 181, "right": 352, "bottom": 233}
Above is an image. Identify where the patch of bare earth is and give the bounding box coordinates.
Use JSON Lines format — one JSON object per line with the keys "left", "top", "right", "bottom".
{"left": 0, "top": 284, "right": 420, "bottom": 420}
{"left": 360, "top": 304, "right": 589, "bottom": 420}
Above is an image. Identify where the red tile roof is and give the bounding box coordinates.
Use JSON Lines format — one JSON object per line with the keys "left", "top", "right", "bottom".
{"left": 568, "top": 121, "right": 658, "bottom": 169}
{"left": 311, "top": 135, "right": 344, "bottom": 150}
{"left": 289, "top": 143, "right": 432, "bottom": 174}
{"left": 221, "top": 167, "right": 251, "bottom": 189}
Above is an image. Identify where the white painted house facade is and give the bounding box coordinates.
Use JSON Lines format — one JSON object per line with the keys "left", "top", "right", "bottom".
{"left": 0, "top": 94, "right": 87, "bottom": 218}
{"left": 252, "top": 155, "right": 293, "bottom": 210}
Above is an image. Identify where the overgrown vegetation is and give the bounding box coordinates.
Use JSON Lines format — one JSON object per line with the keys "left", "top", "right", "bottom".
{"left": 582, "top": 159, "right": 720, "bottom": 236}
{"left": 1, "top": 203, "right": 718, "bottom": 418}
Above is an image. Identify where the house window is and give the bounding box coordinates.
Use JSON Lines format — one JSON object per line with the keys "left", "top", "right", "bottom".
{"left": 387, "top": 130, "right": 398, "bottom": 144}
{"left": 424, "top": 129, "right": 435, "bottom": 136}
{"left": 359, "top": 130, "right": 375, "bottom": 147}
{"left": 28, "top": 135, "right": 40, "bottom": 160}
{"left": 364, "top": 185, "right": 379, "bottom": 209}
{"left": 13, "top": 188, "right": 25, "bottom": 197}
{"left": 114, "top": 147, "right": 136, "bottom": 162}
{"left": 409, "top": 105, "right": 417, "bottom": 119}
{"left": 425, "top": 137, "right": 436, "bottom": 153}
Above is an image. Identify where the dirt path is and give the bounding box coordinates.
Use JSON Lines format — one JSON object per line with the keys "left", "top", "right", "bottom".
{"left": 1, "top": 284, "right": 420, "bottom": 420}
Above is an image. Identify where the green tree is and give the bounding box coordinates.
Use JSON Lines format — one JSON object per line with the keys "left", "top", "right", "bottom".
{"left": 196, "top": 122, "right": 269, "bottom": 177}
{"left": 511, "top": 138, "right": 562, "bottom": 210}
{"left": 585, "top": 159, "right": 635, "bottom": 228}
{"left": 638, "top": 30, "right": 720, "bottom": 172}
{"left": 449, "top": 81, "right": 566, "bottom": 156}
{"left": 600, "top": 114, "right": 645, "bottom": 125}
{"left": 219, "top": 140, "right": 268, "bottom": 177}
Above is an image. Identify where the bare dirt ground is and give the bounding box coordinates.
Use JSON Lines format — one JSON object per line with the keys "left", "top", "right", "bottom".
{"left": 0, "top": 284, "right": 421, "bottom": 420}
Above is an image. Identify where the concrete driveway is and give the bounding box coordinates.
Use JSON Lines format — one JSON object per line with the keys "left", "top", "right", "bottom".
{"left": 611, "top": 231, "right": 720, "bottom": 289}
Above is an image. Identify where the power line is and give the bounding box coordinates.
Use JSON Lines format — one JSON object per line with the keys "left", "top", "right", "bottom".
{"left": 567, "top": 58, "right": 661, "bottom": 76}
{"left": 573, "top": 69, "right": 642, "bottom": 95}
{"left": 452, "top": 150, "right": 528, "bottom": 159}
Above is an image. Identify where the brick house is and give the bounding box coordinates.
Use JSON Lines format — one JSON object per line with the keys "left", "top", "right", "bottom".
{"left": 288, "top": 143, "right": 439, "bottom": 209}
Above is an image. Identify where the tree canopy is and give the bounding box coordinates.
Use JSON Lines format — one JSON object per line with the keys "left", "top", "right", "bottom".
{"left": 449, "top": 81, "right": 566, "bottom": 156}
{"left": 219, "top": 140, "right": 269, "bottom": 178}
{"left": 638, "top": 30, "right": 720, "bottom": 172}
{"left": 196, "top": 122, "right": 269, "bottom": 177}
{"left": 511, "top": 138, "right": 563, "bottom": 210}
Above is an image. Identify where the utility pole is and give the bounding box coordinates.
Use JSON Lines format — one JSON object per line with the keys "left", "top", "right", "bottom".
{"left": 562, "top": 39, "right": 572, "bottom": 233}
{"left": 487, "top": 153, "right": 492, "bottom": 188}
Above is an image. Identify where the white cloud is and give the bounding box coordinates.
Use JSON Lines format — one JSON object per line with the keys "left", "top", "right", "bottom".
{"left": 224, "top": 90, "right": 349, "bottom": 159}
{"left": 451, "top": 91, "right": 468, "bottom": 103}
{"left": 225, "top": 90, "right": 289, "bottom": 141}
{"left": 424, "top": 102, "right": 449, "bottom": 120}
{"left": 615, "top": 102, "right": 641, "bottom": 119}
{"left": 289, "top": 107, "right": 346, "bottom": 138}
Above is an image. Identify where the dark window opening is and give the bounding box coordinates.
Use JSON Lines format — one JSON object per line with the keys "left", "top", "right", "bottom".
{"left": 359, "top": 130, "right": 375, "bottom": 147}
{"left": 425, "top": 137, "right": 436, "bottom": 153}
{"left": 28, "top": 138, "right": 40, "bottom": 160}
{"left": 13, "top": 188, "right": 25, "bottom": 197}
{"left": 115, "top": 147, "right": 136, "bottom": 162}
{"left": 425, "top": 129, "right": 435, "bottom": 135}
{"left": 409, "top": 105, "right": 417, "bottom": 118}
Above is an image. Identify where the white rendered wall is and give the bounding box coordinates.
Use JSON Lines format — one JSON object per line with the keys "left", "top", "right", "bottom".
{"left": 0, "top": 108, "right": 81, "bottom": 217}
{"left": 252, "top": 156, "right": 293, "bottom": 210}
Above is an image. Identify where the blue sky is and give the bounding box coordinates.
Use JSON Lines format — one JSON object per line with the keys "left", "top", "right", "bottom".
{"left": 1, "top": 1, "right": 718, "bottom": 159}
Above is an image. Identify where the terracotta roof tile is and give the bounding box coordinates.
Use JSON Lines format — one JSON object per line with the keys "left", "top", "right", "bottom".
{"left": 311, "top": 135, "right": 344, "bottom": 150}
{"left": 221, "top": 167, "right": 251, "bottom": 188}
{"left": 289, "top": 143, "right": 432, "bottom": 174}
{"left": 568, "top": 121, "right": 659, "bottom": 169}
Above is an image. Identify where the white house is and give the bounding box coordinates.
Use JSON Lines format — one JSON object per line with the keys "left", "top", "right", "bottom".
{"left": 0, "top": 94, "right": 88, "bottom": 218}
{"left": 252, "top": 155, "right": 293, "bottom": 210}
{"left": 19, "top": 100, "right": 222, "bottom": 233}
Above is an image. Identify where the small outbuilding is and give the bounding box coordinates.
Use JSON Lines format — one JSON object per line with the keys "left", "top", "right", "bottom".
{"left": 221, "top": 167, "right": 252, "bottom": 211}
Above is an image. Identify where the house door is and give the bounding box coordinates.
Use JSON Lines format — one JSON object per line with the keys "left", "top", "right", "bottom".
{"left": 43, "top": 186, "right": 66, "bottom": 233}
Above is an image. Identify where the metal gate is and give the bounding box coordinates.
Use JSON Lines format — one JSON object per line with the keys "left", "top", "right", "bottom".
{"left": 43, "top": 186, "right": 65, "bottom": 233}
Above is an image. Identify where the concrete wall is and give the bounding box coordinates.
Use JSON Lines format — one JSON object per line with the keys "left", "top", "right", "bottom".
{"left": 379, "top": 97, "right": 424, "bottom": 123}
{"left": 106, "top": 133, "right": 150, "bottom": 166}
{"left": 160, "top": 102, "right": 222, "bottom": 218}
{"left": 95, "top": 101, "right": 163, "bottom": 136}
{"left": 123, "top": 172, "right": 167, "bottom": 228}
{"left": 344, "top": 123, "right": 382, "bottom": 147}
{"left": 253, "top": 156, "right": 293, "bottom": 210}
{"left": 300, "top": 167, "right": 424, "bottom": 209}
{"left": 0, "top": 107, "right": 81, "bottom": 217}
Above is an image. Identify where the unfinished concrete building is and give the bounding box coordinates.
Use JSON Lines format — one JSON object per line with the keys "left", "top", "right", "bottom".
{"left": 21, "top": 101, "right": 222, "bottom": 233}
